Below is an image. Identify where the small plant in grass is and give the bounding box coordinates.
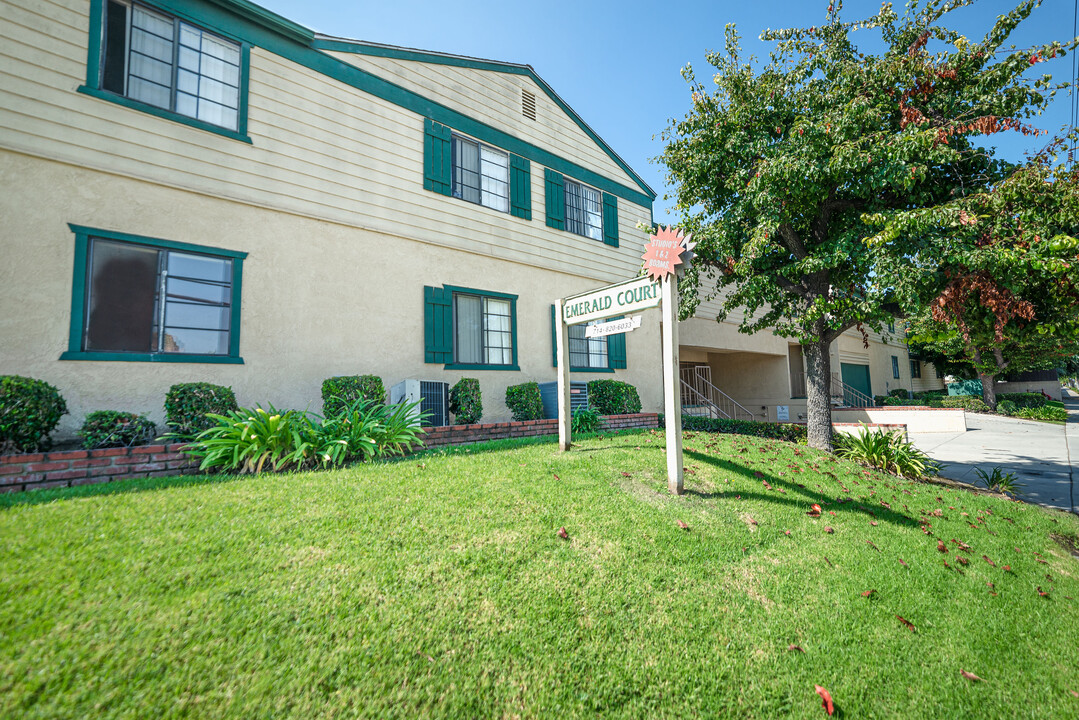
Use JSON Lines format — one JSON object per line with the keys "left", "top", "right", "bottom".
{"left": 164, "top": 383, "right": 238, "bottom": 440}
{"left": 571, "top": 406, "right": 602, "bottom": 434}
{"left": 974, "top": 466, "right": 1024, "bottom": 496}
{"left": 587, "top": 380, "right": 642, "bottom": 415}
{"left": 505, "top": 382, "right": 544, "bottom": 422}
{"left": 321, "top": 375, "right": 385, "bottom": 418}
{"left": 0, "top": 375, "right": 68, "bottom": 453}
{"left": 78, "top": 411, "right": 156, "bottom": 450}
{"left": 834, "top": 426, "right": 940, "bottom": 479}
{"left": 449, "top": 378, "right": 482, "bottom": 425}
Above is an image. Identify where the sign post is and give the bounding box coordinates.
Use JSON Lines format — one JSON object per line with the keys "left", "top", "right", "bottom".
{"left": 555, "top": 226, "right": 694, "bottom": 495}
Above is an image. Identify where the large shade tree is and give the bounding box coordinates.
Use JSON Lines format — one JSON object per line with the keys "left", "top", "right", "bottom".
{"left": 883, "top": 153, "right": 1079, "bottom": 407}
{"left": 660, "top": 0, "right": 1075, "bottom": 449}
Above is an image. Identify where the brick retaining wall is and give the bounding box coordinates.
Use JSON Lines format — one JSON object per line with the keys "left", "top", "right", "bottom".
{"left": 0, "top": 413, "right": 660, "bottom": 494}
{"left": 1, "top": 444, "right": 199, "bottom": 493}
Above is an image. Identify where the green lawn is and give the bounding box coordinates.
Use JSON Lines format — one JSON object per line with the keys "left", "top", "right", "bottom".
{"left": 2, "top": 430, "right": 1078, "bottom": 718}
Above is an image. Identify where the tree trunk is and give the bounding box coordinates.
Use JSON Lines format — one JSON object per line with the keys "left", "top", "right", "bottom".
{"left": 803, "top": 339, "right": 834, "bottom": 451}
{"left": 979, "top": 371, "right": 997, "bottom": 410}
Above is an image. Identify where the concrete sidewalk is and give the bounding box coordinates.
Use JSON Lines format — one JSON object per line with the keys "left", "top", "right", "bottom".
{"left": 908, "top": 395, "right": 1076, "bottom": 514}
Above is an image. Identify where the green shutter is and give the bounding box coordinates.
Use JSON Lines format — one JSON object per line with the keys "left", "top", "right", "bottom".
{"left": 602, "top": 192, "right": 619, "bottom": 247}
{"left": 544, "top": 169, "right": 565, "bottom": 230}
{"left": 550, "top": 304, "right": 558, "bottom": 367}
{"left": 423, "top": 118, "right": 452, "bottom": 196}
{"left": 608, "top": 324, "right": 627, "bottom": 369}
{"left": 424, "top": 285, "right": 453, "bottom": 363}
{"left": 510, "top": 155, "right": 532, "bottom": 220}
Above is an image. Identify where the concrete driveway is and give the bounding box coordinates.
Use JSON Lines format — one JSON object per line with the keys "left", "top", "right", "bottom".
{"left": 908, "top": 394, "right": 1077, "bottom": 514}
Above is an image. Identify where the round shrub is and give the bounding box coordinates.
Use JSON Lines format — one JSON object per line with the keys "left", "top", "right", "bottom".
{"left": 449, "top": 378, "right": 482, "bottom": 425}
{"left": 940, "top": 395, "right": 990, "bottom": 413}
{"left": 79, "top": 411, "right": 157, "bottom": 449}
{"left": 996, "top": 400, "right": 1017, "bottom": 416}
{"left": 888, "top": 388, "right": 909, "bottom": 399}
{"left": 0, "top": 375, "right": 68, "bottom": 453}
{"left": 321, "top": 375, "right": 385, "bottom": 418}
{"left": 164, "top": 382, "right": 238, "bottom": 439}
{"left": 586, "top": 380, "right": 642, "bottom": 415}
{"left": 505, "top": 381, "right": 544, "bottom": 422}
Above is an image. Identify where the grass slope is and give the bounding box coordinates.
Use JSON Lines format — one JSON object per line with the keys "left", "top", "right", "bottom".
{"left": 1, "top": 430, "right": 1078, "bottom": 718}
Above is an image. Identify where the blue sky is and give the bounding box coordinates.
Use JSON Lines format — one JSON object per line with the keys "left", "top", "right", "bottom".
{"left": 255, "top": 0, "right": 1078, "bottom": 221}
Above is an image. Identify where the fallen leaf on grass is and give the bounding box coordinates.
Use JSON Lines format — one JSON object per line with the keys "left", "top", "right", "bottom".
{"left": 807, "top": 504, "right": 822, "bottom": 518}
{"left": 870, "top": 521, "right": 879, "bottom": 526}
{"left": 557, "top": 527, "right": 569, "bottom": 540}
{"left": 938, "top": 541, "right": 947, "bottom": 552}
{"left": 677, "top": 520, "right": 690, "bottom": 531}
{"left": 866, "top": 540, "right": 880, "bottom": 551}
{"left": 1003, "top": 565, "right": 1012, "bottom": 572}
{"left": 899, "top": 558, "right": 909, "bottom": 568}
{"left": 788, "top": 644, "right": 805, "bottom": 652}
{"left": 960, "top": 669, "right": 983, "bottom": 682}
{"left": 824, "top": 556, "right": 834, "bottom": 567}
{"left": 1037, "top": 587, "right": 1050, "bottom": 597}
{"left": 621, "top": 471, "right": 632, "bottom": 477}
{"left": 1069, "top": 689, "right": 1079, "bottom": 698}
{"left": 824, "top": 526, "right": 834, "bottom": 534}
{"left": 553, "top": 474, "right": 560, "bottom": 481}
{"left": 957, "top": 556, "right": 969, "bottom": 566}
{"left": 815, "top": 685, "right": 835, "bottom": 716}
{"left": 862, "top": 589, "right": 877, "bottom": 597}
{"left": 784, "top": 530, "right": 792, "bottom": 536}
{"left": 896, "top": 615, "right": 916, "bottom": 632}
{"left": 983, "top": 555, "right": 996, "bottom": 567}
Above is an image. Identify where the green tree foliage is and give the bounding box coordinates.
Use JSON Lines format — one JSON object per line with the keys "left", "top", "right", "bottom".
{"left": 660, "top": 0, "right": 1075, "bottom": 448}
{"left": 887, "top": 158, "right": 1079, "bottom": 408}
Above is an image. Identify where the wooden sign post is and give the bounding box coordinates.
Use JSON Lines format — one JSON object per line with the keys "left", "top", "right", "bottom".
{"left": 555, "top": 227, "right": 694, "bottom": 495}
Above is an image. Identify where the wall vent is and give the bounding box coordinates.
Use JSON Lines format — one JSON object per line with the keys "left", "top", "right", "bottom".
{"left": 522, "top": 89, "right": 536, "bottom": 121}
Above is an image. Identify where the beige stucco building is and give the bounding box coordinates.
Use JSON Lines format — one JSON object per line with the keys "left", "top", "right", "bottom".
{"left": 0, "top": 0, "right": 942, "bottom": 439}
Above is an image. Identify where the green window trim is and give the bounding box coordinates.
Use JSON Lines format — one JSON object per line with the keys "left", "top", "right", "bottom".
{"left": 62, "top": 224, "right": 246, "bottom": 364}
{"left": 548, "top": 304, "right": 624, "bottom": 373}
{"left": 424, "top": 284, "right": 519, "bottom": 371}
{"left": 82, "top": 0, "right": 252, "bottom": 143}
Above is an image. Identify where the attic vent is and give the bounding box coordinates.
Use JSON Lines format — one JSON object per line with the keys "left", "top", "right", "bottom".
{"left": 521, "top": 89, "right": 536, "bottom": 120}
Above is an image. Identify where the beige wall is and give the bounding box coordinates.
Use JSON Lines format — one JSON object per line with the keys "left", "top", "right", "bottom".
{"left": 832, "top": 407, "right": 966, "bottom": 433}
{"left": 0, "top": 152, "right": 665, "bottom": 438}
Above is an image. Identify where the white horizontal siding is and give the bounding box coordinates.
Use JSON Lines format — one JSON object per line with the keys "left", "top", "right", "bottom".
{"left": 0, "top": 0, "right": 651, "bottom": 286}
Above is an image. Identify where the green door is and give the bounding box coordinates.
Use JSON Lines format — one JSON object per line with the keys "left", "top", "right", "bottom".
{"left": 840, "top": 363, "right": 872, "bottom": 405}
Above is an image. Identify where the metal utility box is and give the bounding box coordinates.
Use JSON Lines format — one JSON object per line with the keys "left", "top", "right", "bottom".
{"left": 537, "top": 381, "right": 589, "bottom": 420}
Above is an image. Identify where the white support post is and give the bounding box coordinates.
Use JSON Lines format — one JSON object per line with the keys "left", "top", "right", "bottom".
{"left": 661, "top": 275, "right": 684, "bottom": 494}
{"left": 556, "top": 299, "right": 572, "bottom": 451}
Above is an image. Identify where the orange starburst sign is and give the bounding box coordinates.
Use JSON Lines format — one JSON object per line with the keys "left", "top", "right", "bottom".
{"left": 642, "top": 226, "right": 694, "bottom": 282}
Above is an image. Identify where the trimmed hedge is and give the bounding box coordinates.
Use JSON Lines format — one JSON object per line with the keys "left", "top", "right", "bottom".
{"left": 939, "top": 395, "right": 990, "bottom": 413}
{"left": 587, "top": 380, "right": 642, "bottom": 415}
{"left": 322, "top": 375, "right": 386, "bottom": 418}
{"left": 996, "top": 392, "right": 1046, "bottom": 410}
{"left": 0, "top": 375, "right": 68, "bottom": 453}
{"left": 662, "top": 414, "right": 808, "bottom": 443}
{"left": 164, "top": 382, "right": 239, "bottom": 439}
{"left": 78, "top": 411, "right": 157, "bottom": 450}
{"left": 505, "top": 382, "right": 544, "bottom": 422}
{"left": 449, "top": 378, "right": 482, "bottom": 425}
{"left": 997, "top": 400, "right": 1018, "bottom": 416}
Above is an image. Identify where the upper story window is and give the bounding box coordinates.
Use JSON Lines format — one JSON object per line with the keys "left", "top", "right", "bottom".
{"left": 62, "top": 225, "right": 246, "bottom": 364}
{"left": 452, "top": 135, "right": 510, "bottom": 213}
{"left": 564, "top": 178, "right": 602, "bottom": 241}
{"left": 891, "top": 355, "right": 900, "bottom": 379}
{"left": 82, "top": 0, "right": 248, "bottom": 140}
{"left": 910, "top": 360, "right": 922, "bottom": 379}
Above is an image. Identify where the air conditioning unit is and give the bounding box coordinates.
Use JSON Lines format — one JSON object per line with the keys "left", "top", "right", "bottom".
{"left": 537, "top": 381, "right": 589, "bottom": 419}
{"left": 390, "top": 380, "right": 449, "bottom": 427}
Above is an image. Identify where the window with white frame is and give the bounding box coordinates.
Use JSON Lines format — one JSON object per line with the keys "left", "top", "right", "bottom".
{"left": 564, "top": 178, "right": 602, "bottom": 241}
{"left": 569, "top": 323, "right": 608, "bottom": 369}
{"left": 99, "top": 0, "right": 242, "bottom": 131}
{"left": 452, "top": 135, "right": 510, "bottom": 212}
{"left": 455, "top": 293, "right": 513, "bottom": 366}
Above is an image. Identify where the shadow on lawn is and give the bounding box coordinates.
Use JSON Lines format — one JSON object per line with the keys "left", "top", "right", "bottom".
{"left": 683, "top": 448, "right": 921, "bottom": 529}
{"left": 0, "top": 473, "right": 243, "bottom": 509}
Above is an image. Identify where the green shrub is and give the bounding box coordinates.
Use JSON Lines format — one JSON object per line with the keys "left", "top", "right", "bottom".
{"left": 973, "top": 466, "right": 1023, "bottom": 495}
{"left": 571, "top": 406, "right": 603, "bottom": 434}
{"left": 914, "top": 389, "right": 947, "bottom": 399}
{"left": 996, "top": 392, "right": 1046, "bottom": 410}
{"left": 164, "top": 383, "right": 238, "bottom": 439}
{"left": 996, "top": 400, "right": 1018, "bottom": 416}
{"left": 1014, "top": 405, "right": 1068, "bottom": 422}
{"left": 939, "top": 395, "right": 990, "bottom": 413}
{"left": 0, "top": 375, "right": 68, "bottom": 453}
{"left": 78, "top": 411, "right": 157, "bottom": 450}
{"left": 449, "top": 378, "right": 482, "bottom": 425}
{"left": 321, "top": 375, "right": 385, "bottom": 418}
{"left": 587, "top": 380, "right": 642, "bottom": 415}
{"left": 666, "top": 414, "right": 808, "bottom": 444}
{"left": 505, "top": 382, "right": 544, "bottom": 422}
{"left": 834, "top": 426, "right": 941, "bottom": 479}
{"left": 873, "top": 395, "right": 888, "bottom": 406}
{"left": 888, "top": 388, "right": 909, "bottom": 399}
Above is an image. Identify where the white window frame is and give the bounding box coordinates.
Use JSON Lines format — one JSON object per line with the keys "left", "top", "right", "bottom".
{"left": 451, "top": 134, "right": 510, "bottom": 213}
{"left": 564, "top": 178, "right": 603, "bottom": 241}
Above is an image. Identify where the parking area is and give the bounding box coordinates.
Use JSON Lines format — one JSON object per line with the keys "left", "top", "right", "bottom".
{"left": 908, "top": 396, "right": 1077, "bottom": 514}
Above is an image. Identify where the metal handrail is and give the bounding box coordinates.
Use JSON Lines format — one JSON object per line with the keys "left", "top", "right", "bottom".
{"left": 789, "top": 371, "right": 875, "bottom": 408}
{"left": 679, "top": 368, "right": 756, "bottom": 421}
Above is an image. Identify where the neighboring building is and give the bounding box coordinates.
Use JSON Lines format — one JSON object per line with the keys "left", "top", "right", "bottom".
{"left": 0, "top": 0, "right": 941, "bottom": 439}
